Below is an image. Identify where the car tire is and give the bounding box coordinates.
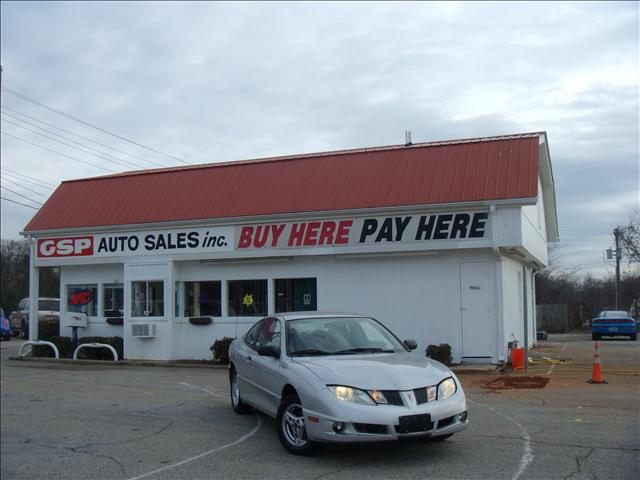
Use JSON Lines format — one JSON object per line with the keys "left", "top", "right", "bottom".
{"left": 429, "top": 433, "right": 454, "bottom": 442}
{"left": 21, "top": 320, "right": 28, "bottom": 339}
{"left": 276, "top": 393, "right": 315, "bottom": 455}
{"left": 229, "top": 367, "right": 252, "bottom": 414}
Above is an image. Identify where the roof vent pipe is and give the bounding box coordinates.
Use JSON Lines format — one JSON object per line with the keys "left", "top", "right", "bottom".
{"left": 405, "top": 130, "right": 412, "bottom": 146}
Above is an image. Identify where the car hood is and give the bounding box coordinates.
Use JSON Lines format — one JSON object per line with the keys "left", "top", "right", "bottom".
{"left": 293, "top": 352, "right": 453, "bottom": 390}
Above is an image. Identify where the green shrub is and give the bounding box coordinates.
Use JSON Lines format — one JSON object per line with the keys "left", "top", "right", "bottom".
{"left": 30, "top": 336, "right": 72, "bottom": 358}
{"left": 37, "top": 318, "right": 60, "bottom": 341}
{"left": 77, "top": 336, "right": 124, "bottom": 361}
{"left": 426, "top": 344, "right": 452, "bottom": 366}
{"left": 210, "top": 337, "right": 234, "bottom": 364}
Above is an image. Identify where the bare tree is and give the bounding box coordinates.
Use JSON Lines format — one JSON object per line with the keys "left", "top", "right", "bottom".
{"left": 619, "top": 209, "right": 640, "bottom": 264}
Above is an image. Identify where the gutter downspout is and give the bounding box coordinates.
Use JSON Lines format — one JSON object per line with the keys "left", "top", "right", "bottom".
{"left": 490, "top": 205, "right": 505, "bottom": 364}
{"left": 523, "top": 264, "right": 528, "bottom": 371}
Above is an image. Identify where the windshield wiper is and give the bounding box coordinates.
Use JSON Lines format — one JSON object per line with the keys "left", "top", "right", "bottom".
{"left": 333, "top": 347, "right": 395, "bottom": 355}
{"left": 289, "top": 349, "right": 332, "bottom": 356}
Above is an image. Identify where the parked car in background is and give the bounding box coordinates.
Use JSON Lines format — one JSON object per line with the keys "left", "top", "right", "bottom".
{"left": 9, "top": 298, "right": 60, "bottom": 339}
{"left": 1, "top": 308, "right": 11, "bottom": 341}
{"left": 591, "top": 310, "right": 637, "bottom": 341}
{"left": 229, "top": 313, "right": 468, "bottom": 455}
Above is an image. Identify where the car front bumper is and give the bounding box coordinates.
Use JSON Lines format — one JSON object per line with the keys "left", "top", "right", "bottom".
{"left": 303, "top": 388, "right": 468, "bottom": 443}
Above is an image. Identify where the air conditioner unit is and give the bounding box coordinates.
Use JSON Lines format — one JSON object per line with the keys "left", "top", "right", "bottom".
{"left": 132, "top": 323, "right": 156, "bottom": 338}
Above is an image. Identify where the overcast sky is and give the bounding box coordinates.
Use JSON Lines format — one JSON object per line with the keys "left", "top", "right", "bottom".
{"left": 1, "top": 1, "right": 638, "bottom": 277}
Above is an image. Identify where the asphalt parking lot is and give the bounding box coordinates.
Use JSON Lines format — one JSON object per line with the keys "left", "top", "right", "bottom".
{"left": 1, "top": 333, "right": 638, "bottom": 480}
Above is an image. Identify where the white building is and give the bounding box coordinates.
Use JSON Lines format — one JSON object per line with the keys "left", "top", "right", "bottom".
{"left": 22, "top": 132, "right": 558, "bottom": 363}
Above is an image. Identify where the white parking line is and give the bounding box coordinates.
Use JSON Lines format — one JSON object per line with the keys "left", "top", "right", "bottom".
{"left": 468, "top": 398, "right": 533, "bottom": 480}
{"left": 547, "top": 343, "right": 568, "bottom": 376}
{"left": 126, "top": 383, "right": 262, "bottom": 480}
{"left": 178, "top": 381, "right": 228, "bottom": 400}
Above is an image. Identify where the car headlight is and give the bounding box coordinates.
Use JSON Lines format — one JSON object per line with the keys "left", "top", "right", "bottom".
{"left": 328, "top": 385, "right": 376, "bottom": 405}
{"left": 437, "top": 377, "right": 457, "bottom": 400}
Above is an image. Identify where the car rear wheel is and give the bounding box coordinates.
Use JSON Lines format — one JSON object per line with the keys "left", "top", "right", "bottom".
{"left": 229, "top": 367, "right": 252, "bottom": 414}
{"left": 276, "top": 394, "right": 315, "bottom": 455}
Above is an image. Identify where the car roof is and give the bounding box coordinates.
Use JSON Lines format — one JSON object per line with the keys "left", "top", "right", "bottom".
{"left": 278, "top": 312, "right": 371, "bottom": 321}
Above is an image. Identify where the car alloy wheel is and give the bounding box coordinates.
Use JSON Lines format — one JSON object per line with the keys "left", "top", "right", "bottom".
{"left": 277, "top": 394, "right": 314, "bottom": 455}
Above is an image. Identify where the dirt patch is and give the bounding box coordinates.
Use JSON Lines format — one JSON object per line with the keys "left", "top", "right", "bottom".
{"left": 485, "top": 376, "right": 550, "bottom": 390}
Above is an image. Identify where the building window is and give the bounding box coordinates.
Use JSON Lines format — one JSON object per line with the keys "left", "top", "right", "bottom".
{"left": 228, "top": 280, "right": 267, "bottom": 317}
{"left": 67, "top": 285, "right": 98, "bottom": 316}
{"left": 131, "top": 281, "right": 164, "bottom": 317}
{"left": 184, "top": 281, "right": 221, "bottom": 317}
{"left": 103, "top": 284, "right": 124, "bottom": 317}
{"left": 275, "top": 278, "right": 317, "bottom": 313}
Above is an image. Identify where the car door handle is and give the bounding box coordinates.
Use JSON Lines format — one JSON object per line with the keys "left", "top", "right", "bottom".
{"left": 246, "top": 355, "right": 252, "bottom": 362}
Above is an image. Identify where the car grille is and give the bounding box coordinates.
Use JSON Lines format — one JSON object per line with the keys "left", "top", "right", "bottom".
{"left": 381, "top": 390, "right": 404, "bottom": 406}
{"left": 413, "top": 387, "right": 429, "bottom": 405}
{"left": 353, "top": 423, "right": 388, "bottom": 434}
{"left": 437, "top": 415, "right": 455, "bottom": 429}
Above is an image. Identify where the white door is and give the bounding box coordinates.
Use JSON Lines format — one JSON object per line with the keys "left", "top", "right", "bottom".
{"left": 460, "top": 262, "right": 494, "bottom": 358}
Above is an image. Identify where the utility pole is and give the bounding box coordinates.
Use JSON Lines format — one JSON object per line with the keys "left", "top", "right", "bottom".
{"left": 614, "top": 227, "right": 621, "bottom": 309}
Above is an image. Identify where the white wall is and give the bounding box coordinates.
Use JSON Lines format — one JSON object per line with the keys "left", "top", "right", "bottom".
{"left": 168, "top": 250, "right": 500, "bottom": 362}
{"left": 500, "top": 256, "right": 536, "bottom": 353}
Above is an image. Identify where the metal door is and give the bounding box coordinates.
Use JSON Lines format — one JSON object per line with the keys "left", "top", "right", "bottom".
{"left": 460, "top": 262, "right": 494, "bottom": 358}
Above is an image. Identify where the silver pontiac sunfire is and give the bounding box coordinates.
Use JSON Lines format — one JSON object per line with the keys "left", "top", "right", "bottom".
{"left": 228, "top": 313, "right": 468, "bottom": 454}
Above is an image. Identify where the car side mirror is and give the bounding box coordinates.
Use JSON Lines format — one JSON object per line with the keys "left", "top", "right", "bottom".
{"left": 404, "top": 339, "right": 417, "bottom": 350}
{"left": 257, "top": 345, "right": 280, "bottom": 358}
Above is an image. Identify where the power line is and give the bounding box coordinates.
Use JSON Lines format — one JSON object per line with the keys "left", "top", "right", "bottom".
{"left": 0, "top": 185, "right": 43, "bottom": 206}
{"left": 1, "top": 86, "right": 192, "bottom": 165}
{"left": 0, "top": 175, "right": 49, "bottom": 198}
{"left": 2, "top": 116, "right": 144, "bottom": 170}
{"left": 1, "top": 131, "right": 118, "bottom": 174}
{"left": 0, "top": 168, "right": 57, "bottom": 188}
{"left": 0, "top": 196, "right": 39, "bottom": 210}
{"left": 1, "top": 106, "right": 165, "bottom": 168}
{"left": 0, "top": 170, "right": 55, "bottom": 191}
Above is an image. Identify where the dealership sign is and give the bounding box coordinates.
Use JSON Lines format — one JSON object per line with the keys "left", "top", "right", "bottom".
{"left": 36, "top": 212, "right": 489, "bottom": 259}
{"left": 236, "top": 212, "right": 489, "bottom": 250}
{"left": 37, "top": 226, "right": 234, "bottom": 258}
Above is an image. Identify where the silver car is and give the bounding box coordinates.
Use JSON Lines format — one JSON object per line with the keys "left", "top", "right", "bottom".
{"left": 228, "top": 313, "right": 468, "bottom": 454}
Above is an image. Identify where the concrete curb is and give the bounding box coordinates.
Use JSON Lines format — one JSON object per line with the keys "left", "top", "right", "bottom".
{"left": 8, "top": 356, "right": 229, "bottom": 369}
{"left": 450, "top": 365, "right": 502, "bottom": 375}
{"left": 10, "top": 356, "right": 503, "bottom": 374}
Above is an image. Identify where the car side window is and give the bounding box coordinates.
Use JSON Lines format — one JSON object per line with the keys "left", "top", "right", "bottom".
{"left": 254, "top": 317, "right": 281, "bottom": 350}
{"left": 244, "top": 319, "right": 265, "bottom": 348}
{"left": 20, "top": 300, "right": 28, "bottom": 311}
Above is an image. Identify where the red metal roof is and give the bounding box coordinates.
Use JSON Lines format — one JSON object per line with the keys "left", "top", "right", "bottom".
{"left": 23, "top": 133, "right": 541, "bottom": 232}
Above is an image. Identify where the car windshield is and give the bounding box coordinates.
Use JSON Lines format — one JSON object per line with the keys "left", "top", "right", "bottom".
{"left": 39, "top": 300, "right": 60, "bottom": 311}
{"left": 286, "top": 317, "right": 406, "bottom": 356}
{"left": 597, "top": 310, "right": 629, "bottom": 318}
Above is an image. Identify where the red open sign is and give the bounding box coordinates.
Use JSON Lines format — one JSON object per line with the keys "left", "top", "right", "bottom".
{"left": 70, "top": 291, "right": 92, "bottom": 306}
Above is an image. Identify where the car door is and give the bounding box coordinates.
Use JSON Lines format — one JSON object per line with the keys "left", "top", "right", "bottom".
{"left": 234, "top": 319, "right": 266, "bottom": 406}
{"left": 242, "top": 317, "right": 286, "bottom": 416}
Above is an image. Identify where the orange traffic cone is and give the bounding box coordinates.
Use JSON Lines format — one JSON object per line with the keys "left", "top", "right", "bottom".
{"left": 587, "top": 341, "right": 608, "bottom": 384}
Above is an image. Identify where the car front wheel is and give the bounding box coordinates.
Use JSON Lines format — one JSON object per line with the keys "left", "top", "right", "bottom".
{"left": 229, "top": 367, "right": 252, "bottom": 414}
{"left": 276, "top": 394, "right": 315, "bottom": 455}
